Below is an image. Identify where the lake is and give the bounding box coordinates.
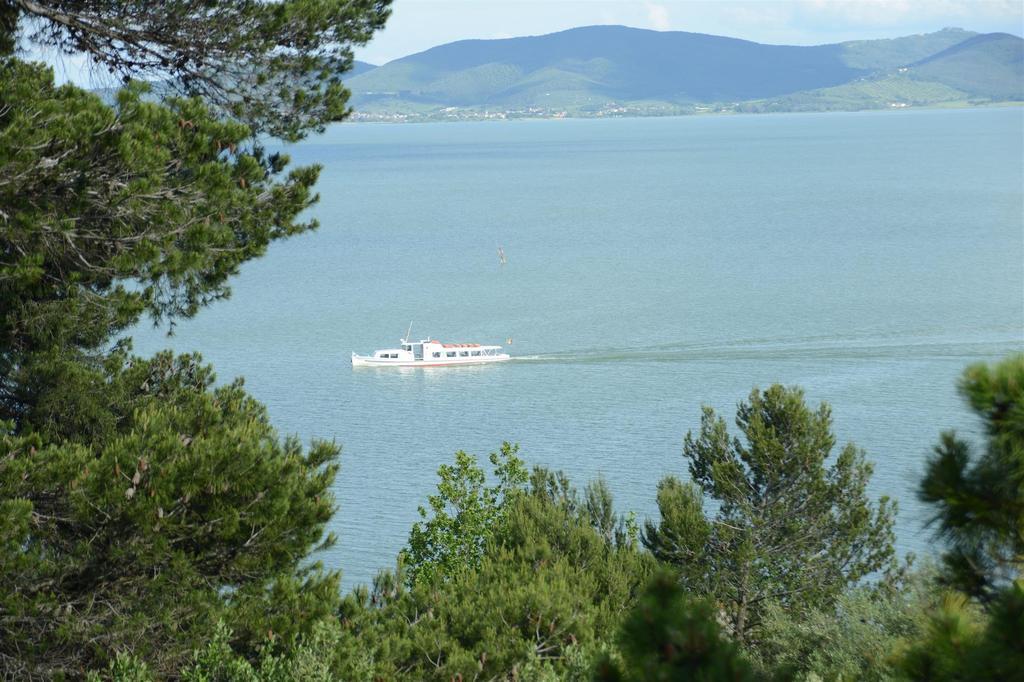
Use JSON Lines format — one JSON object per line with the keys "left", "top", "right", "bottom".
{"left": 132, "top": 107, "right": 1024, "bottom": 590}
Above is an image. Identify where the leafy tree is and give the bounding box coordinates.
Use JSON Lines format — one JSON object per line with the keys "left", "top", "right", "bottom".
{"left": 594, "top": 572, "right": 759, "bottom": 682}
{"left": 643, "top": 385, "right": 897, "bottom": 646}
{"left": 402, "top": 442, "right": 528, "bottom": 586}
{"left": 4, "top": 0, "right": 390, "bottom": 139}
{"left": 918, "top": 353, "right": 1024, "bottom": 601}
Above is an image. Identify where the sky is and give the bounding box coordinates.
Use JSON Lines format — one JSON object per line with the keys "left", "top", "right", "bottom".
{"left": 357, "top": 0, "right": 1024, "bottom": 64}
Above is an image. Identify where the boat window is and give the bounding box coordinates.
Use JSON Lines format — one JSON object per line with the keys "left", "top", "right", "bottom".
{"left": 389, "top": 353, "right": 398, "bottom": 359}
{"left": 459, "top": 351, "right": 469, "bottom": 357}
{"left": 446, "top": 351, "right": 456, "bottom": 358}
{"left": 402, "top": 345, "right": 410, "bottom": 351}
{"left": 471, "top": 351, "right": 481, "bottom": 356}
{"left": 433, "top": 352, "right": 441, "bottom": 358}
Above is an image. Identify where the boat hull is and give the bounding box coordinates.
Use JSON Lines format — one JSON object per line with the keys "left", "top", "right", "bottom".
{"left": 351, "top": 354, "right": 510, "bottom": 368}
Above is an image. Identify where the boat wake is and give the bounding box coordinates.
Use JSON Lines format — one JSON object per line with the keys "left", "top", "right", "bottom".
{"left": 510, "top": 337, "right": 1018, "bottom": 365}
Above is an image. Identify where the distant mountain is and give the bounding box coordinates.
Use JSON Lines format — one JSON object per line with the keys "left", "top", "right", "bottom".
{"left": 349, "top": 60, "right": 378, "bottom": 77}
{"left": 347, "top": 25, "right": 1023, "bottom": 120}
{"left": 349, "top": 25, "right": 870, "bottom": 105}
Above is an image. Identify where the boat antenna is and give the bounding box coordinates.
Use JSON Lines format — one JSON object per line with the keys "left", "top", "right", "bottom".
{"left": 404, "top": 321, "right": 413, "bottom": 343}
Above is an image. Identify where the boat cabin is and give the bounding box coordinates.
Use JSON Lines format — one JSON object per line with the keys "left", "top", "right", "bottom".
{"left": 353, "top": 335, "right": 508, "bottom": 367}
{"left": 385, "top": 340, "right": 488, "bottom": 359}
{"left": 372, "top": 348, "right": 408, "bottom": 360}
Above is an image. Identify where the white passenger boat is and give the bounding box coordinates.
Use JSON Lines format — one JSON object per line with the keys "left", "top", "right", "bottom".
{"left": 351, "top": 331, "right": 511, "bottom": 368}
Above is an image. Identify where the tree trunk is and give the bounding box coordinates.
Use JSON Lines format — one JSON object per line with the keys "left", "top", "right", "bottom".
{"left": 734, "top": 563, "right": 750, "bottom": 646}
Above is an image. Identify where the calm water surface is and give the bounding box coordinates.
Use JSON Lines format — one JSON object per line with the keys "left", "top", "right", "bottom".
{"left": 133, "top": 108, "right": 1024, "bottom": 589}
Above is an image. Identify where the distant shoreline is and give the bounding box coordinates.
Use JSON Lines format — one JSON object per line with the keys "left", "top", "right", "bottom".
{"left": 348, "top": 100, "right": 1024, "bottom": 124}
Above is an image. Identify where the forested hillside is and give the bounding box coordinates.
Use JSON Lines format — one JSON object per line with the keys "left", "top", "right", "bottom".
{"left": 908, "top": 32, "right": 1024, "bottom": 100}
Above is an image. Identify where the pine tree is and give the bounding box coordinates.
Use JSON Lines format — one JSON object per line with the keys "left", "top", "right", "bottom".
{"left": 901, "top": 354, "right": 1024, "bottom": 680}
{"left": 0, "top": 60, "right": 322, "bottom": 434}
{"left": 593, "top": 572, "right": 758, "bottom": 682}
{"left": 0, "top": 354, "right": 342, "bottom": 676}
{"left": 919, "top": 354, "right": 1024, "bottom": 600}
{"left": 643, "top": 385, "right": 897, "bottom": 646}
{"left": 1, "top": 0, "right": 390, "bottom": 432}
{"left": 0, "top": 2, "right": 390, "bottom": 676}
{"left": 3, "top": 0, "right": 390, "bottom": 140}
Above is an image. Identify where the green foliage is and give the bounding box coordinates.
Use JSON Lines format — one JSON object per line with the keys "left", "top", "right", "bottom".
{"left": 337, "top": 460, "right": 652, "bottom": 680}
{"left": 897, "top": 581, "right": 1024, "bottom": 681}
{"left": 0, "top": 354, "right": 341, "bottom": 677}
{"left": 642, "top": 476, "right": 711, "bottom": 565}
{"left": 180, "top": 621, "right": 344, "bottom": 682}
{"left": 86, "top": 652, "right": 155, "bottom": 682}
{"left": 755, "top": 566, "right": 940, "bottom": 681}
{"left": 6, "top": 0, "right": 391, "bottom": 139}
{"left": 528, "top": 467, "right": 640, "bottom": 549}
{"left": 1, "top": 3, "right": 390, "bottom": 669}
{"left": 919, "top": 354, "right": 1024, "bottom": 601}
{"left": 84, "top": 619, "right": 347, "bottom": 681}
{"left": 403, "top": 442, "right": 528, "bottom": 586}
{"left": 0, "top": 59, "right": 320, "bottom": 431}
{"left": 898, "top": 591, "right": 987, "bottom": 681}
{"left": 644, "top": 385, "right": 897, "bottom": 646}
{"left": 899, "top": 354, "right": 1024, "bottom": 681}
{"left": 594, "top": 571, "right": 758, "bottom": 682}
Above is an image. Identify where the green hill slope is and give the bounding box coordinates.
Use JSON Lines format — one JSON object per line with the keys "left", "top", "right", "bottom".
{"left": 838, "top": 28, "right": 977, "bottom": 71}
{"left": 739, "top": 75, "right": 971, "bottom": 113}
{"left": 907, "top": 33, "right": 1024, "bottom": 100}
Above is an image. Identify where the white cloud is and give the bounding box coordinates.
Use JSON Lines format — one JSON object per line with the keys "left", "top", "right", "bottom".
{"left": 722, "top": 4, "right": 794, "bottom": 30}
{"left": 797, "top": 0, "right": 1022, "bottom": 26}
{"left": 645, "top": 2, "right": 672, "bottom": 30}
{"left": 598, "top": 7, "right": 621, "bottom": 25}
